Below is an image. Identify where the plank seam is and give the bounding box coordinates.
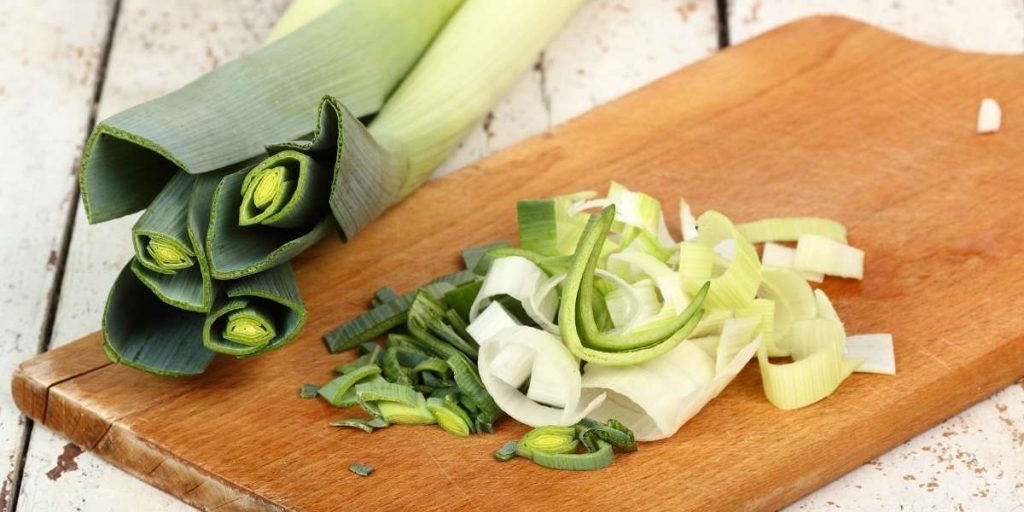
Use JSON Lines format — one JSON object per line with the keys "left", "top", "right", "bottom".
{"left": 717, "top": 0, "right": 731, "bottom": 48}
{"left": 10, "top": 0, "right": 123, "bottom": 510}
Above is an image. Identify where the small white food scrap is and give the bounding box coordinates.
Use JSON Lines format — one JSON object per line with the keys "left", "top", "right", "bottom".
{"left": 976, "top": 98, "right": 1001, "bottom": 134}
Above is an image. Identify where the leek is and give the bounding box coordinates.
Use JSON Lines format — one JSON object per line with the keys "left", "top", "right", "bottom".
{"left": 761, "top": 242, "right": 824, "bottom": 283}
{"left": 757, "top": 318, "right": 862, "bottom": 410}
{"left": 737, "top": 217, "right": 848, "bottom": 244}
{"left": 202, "top": 264, "right": 306, "bottom": 357}
{"left": 694, "top": 211, "right": 761, "bottom": 309}
{"left": 495, "top": 441, "right": 518, "bottom": 462}
{"left": 349, "top": 463, "right": 375, "bottom": 477}
{"left": 515, "top": 426, "right": 578, "bottom": 458}
{"left": 793, "top": 235, "right": 865, "bottom": 279}
{"left": 757, "top": 267, "right": 816, "bottom": 356}
{"left": 845, "top": 334, "right": 896, "bottom": 375}
{"left": 80, "top": 0, "right": 462, "bottom": 223}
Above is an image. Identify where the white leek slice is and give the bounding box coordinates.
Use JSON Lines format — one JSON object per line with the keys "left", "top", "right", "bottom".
{"left": 466, "top": 301, "right": 520, "bottom": 343}
{"left": 703, "top": 335, "right": 762, "bottom": 401}
{"left": 845, "top": 333, "right": 895, "bottom": 375}
{"left": 813, "top": 289, "right": 842, "bottom": 325}
{"left": 695, "top": 211, "right": 761, "bottom": 309}
{"left": 604, "top": 277, "right": 658, "bottom": 333}
{"left": 489, "top": 344, "right": 534, "bottom": 388}
{"left": 679, "top": 199, "right": 698, "bottom": 242}
{"left": 977, "top": 98, "right": 1001, "bottom": 134}
{"left": 715, "top": 316, "right": 760, "bottom": 375}
{"left": 714, "top": 239, "right": 736, "bottom": 261}
{"left": 526, "top": 273, "right": 566, "bottom": 334}
{"left": 690, "top": 336, "right": 720, "bottom": 359}
{"left": 607, "top": 252, "right": 687, "bottom": 314}
{"left": 761, "top": 242, "right": 824, "bottom": 282}
{"left": 793, "top": 235, "right": 864, "bottom": 280}
{"left": 757, "top": 318, "right": 861, "bottom": 410}
{"left": 581, "top": 341, "right": 713, "bottom": 440}
{"left": 757, "top": 267, "right": 816, "bottom": 356}
{"left": 469, "top": 256, "right": 556, "bottom": 321}
{"left": 478, "top": 326, "right": 605, "bottom": 427}
{"left": 737, "top": 218, "right": 848, "bottom": 244}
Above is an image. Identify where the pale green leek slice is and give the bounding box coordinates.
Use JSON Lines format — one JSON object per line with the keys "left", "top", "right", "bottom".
{"left": 761, "top": 242, "right": 824, "bottom": 283}
{"left": 737, "top": 217, "right": 848, "bottom": 244}
{"left": 735, "top": 299, "right": 775, "bottom": 358}
{"left": 757, "top": 267, "right": 816, "bottom": 357}
{"left": 845, "top": 334, "right": 896, "bottom": 375}
{"left": 606, "top": 182, "right": 664, "bottom": 237}
{"left": 516, "top": 192, "right": 596, "bottom": 257}
{"left": 605, "top": 279, "right": 659, "bottom": 331}
{"left": 477, "top": 326, "right": 605, "bottom": 427}
{"left": 531, "top": 440, "right": 614, "bottom": 471}
{"left": 793, "top": 235, "right": 865, "bottom": 280}
{"left": 237, "top": 150, "right": 329, "bottom": 228}
{"left": 757, "top": 318, "right": 862, "bottom": 410}
{"left": 515, "top": 426, "right": 578, "bottom": 459}
{"left": 426, "top": 397, "right": 473, "bottom": 437}
{"left": 319, "top": 365, "right": 383, "bottom": 407}
{"left": 679, "top": 242, "right": 715, "bottom": 294}
{"left": 690, "top": 308, "right": 734, "bottom": 337}
{"left": 102, "top": 263, "right": 214, "bottom": 377}
{"left": 694, "top": 211, "right": 761, "bottom": 309}
{"left": 715, "top": 316, "right": 761, "bottom": 375}
{"left": 814, "top": 289, "right": 842, "bottom": 324}
{"left": 202, "top": 263, "right": 306, "bottom": 357}
{"left": 80, "top": 0, "right": 462, "bottom": 224}
{"left": 376, "top": 394, "right": 436, "bottom": 425}
{"left": 469, "top": 256, "right": 556, "bottom": 324}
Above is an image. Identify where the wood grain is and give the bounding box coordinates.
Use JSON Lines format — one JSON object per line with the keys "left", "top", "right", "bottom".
{"left": 11, "top": 15, "right": 1024, "bottom": 511}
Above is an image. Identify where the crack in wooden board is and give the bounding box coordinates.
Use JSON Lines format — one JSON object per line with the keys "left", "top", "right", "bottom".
{"left": 11, "top": 16, "right": 1024, "bottom": 511}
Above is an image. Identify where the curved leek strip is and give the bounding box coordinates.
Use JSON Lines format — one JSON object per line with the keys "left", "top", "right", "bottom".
{"left": 694, "top": 211, "right": 761, "bottom": 309}
{"left": 202, "top": 264, "right": 306, "bottom": 357}
{"left": 515, "top": 192, "right": 596, "bottom": 256}
{"left": 679, "top": 242, "right": 715, "bottom": 295}
{"left": 793, "top": 235, "right": 864, "bottom": 280}
{"left": 735, "top": 298, "right": 775, "bottom": 358}
{"left": 690, "top": 308, "right": 734, "bottom": 338}
{"left": 318, "top": 365, "right": 382, "bottom": 407}
{"left": 515, "top": 426, "right": 578, "bottom": 458}
{"left": 761, "top": 242, "right": 824, "bottom": 282}
{"left": 844, "top": 334, "right": 896, "bottom": 375}
{"left": 238, "top": 150, "right": 328, "bottom": 228}
{"left": 607, "top": 252, "right": 687, "bottom": 314}
{"left": 377, "top": 394, "right": 436, "bottom": 425}
{"left": 560, "top": 207, "right": 707, "bottom": 365}
{"left": 757, "top": 318, "right": 861, "bottom": 410}
{"left": 469, "top": 256, "right": 555, "bottom": 322}
{"left": 757, "top": 267, "right": 816, "bottom": 356}
{"left": 737, "top": 217, "right": 848, "bottom": 244}
{"left": 605, "top": 278, "right": 657, "bottom": 333}
{"left": 526, "top": 273, "right": 567, "bottom": 334}
{"left": 531, "top": 440, "right": 614, "bottom": 471}
{"left": 814, "top": 289, "right": 842, "bottom": 324}
{"left": 80, "top": 0, "right": 462, "bottom": 224}
{"left": 580, "top": 341, "right": 713, "bottom": 441}
{"left": 607, "top": 182, "right": 663, "bottom": 236}
{"left": 103, "top": 263, "right": 214, "bottom": 376}
{"left": 477, "top": 326, "right": 605, "bottom": 427}
{"left": 466, "top": 301, "right": 521, "bottom": 344}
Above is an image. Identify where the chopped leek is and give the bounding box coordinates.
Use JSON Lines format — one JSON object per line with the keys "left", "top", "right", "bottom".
{"left": 515, "top": 426, "right": 578, "bottom": 458}
{"left": 793, "top": 235, "right": 864, "bottom": 280}
{"left": 299, "top": 384, "right": 320, "bottom": 399}
{"left": 761, "top": 242, "right": 824, "bottom": 282}
{"left": 757, "top": 267, "right": 816, "bottom": 356}
{"left": 319, "top": 366, "right": 383, "bottom": 407}
{"left": 349, "top": 463, "right": 375, "bottom": 477}
{"left": 757, "top": 318, "right": 862, "bottom": 410}
{"left": 426, "top": 397, "right": 473, "bottom": 437}
{"left": 330, "top": 418, "right": 389, "bottom": 433}
{"left": 845, "top": 334, "right": 896, "bottom": 375}
{"left": 737, "top": 217, "right": 848, "bottom": 244}
{"left": 494, "top": 441, "right": 518, "bottom": 462}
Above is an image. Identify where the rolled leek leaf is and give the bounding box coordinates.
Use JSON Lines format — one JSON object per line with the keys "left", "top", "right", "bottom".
{"left": 130, "top": 172, "right": 223, "bottom": 312}
{"left": 103, "top": 263, "right": 214, "bottom": 377}
{"left": 203, "top": 264, "right": 306, "bottom": 357}
{"left": 80, "top": 0, "right": 462, "bottom": 223}
{"left": 737, "top": 217, "right": 848, "bottom": 244}
{"left": 757, "top": 318, "right": 862, "bottom": 410}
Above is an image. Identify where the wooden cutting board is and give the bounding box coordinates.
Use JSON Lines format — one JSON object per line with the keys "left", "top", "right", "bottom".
{"left": 12, "top": 16, "right": 1024, "bottom": 511}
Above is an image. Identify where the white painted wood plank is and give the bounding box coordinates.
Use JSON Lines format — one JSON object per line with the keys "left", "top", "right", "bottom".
{"left": 15, "top": 1, "right": 288, "bottom": 511}
{"left": 729, "top": 0, "right": 1024, "bottom": 52}
{"left": 438, "top": 0, "right": 720, "bottom": 176}
{"left": 0, "top": 0, "right": 115, "bottom": 510}
{"left": 727, "top": 1, "right": 1024, "bottom": 510}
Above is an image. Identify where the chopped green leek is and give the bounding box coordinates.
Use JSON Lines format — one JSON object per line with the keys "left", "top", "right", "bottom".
{"left": 299, "top": 384, "right": 320, "bottom": 399}
{"left": 349, "top": 463, "right": 375, "bottom": 477}
{"left": 495, "top": 441, "right": 518, "bottom": 462}
{"left": 515, "top": 426, "right": 578, "bottom": 459}
{"left": 694, "top": 211, "right": 761, "bottom": 309}
{"left": 737, "top": 217, "right": 848, "bottom": 244}
{"left": 531, "top": 440, "right": 614, "bottom": 471}
{"left": 377, "top": 394, "right": 435, "bottom": 425}
{"left": 330, "top": 418, "right": 389, "bottom": 433}
{"left": 319, "top": 366, "right": 382, "bottom": 407}
{"left": 426, "top": 397, "right": 473, "bottom": 437}
{"left": 757, "top": 267, "right": 816, "bottom": 357}
{"left": 757, "top": 318, "right": 862, "bottom": 410}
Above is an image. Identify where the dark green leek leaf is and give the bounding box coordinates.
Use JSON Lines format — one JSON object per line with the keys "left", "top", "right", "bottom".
{"left": 202, "top": 264, "right": 307, "bottom": 357}
{"left": 461, "top": 241, "right": 509, "bottom": 273}
{"left": 447, "top": 355, "right": 501, "bottom": 425}
{"left": 531, "top": 440, "right": 614, "bottom": 471}
{"left": 334, "top": 345, "right": 383, "bottom": 374}
{"left": 443, "top": 281, "right": 482, "bottom": 322}
{"left": 80, "top": 0, "right": 462, "bottom": 224}
{"left": 371, "top": 286, "right": 399, "bottom": 306}
{"left": 319, "top": 365, "right": 382, "bottom": 407}
{"left": 349, "top": 463, "right": 375, "bottom": 477}
{"left": 103, "top": 263, "right": 214, "bottom": 377}
{"left": 330, "top": 418, "right": 388, "bottom": 433}
{"left": 299, "top": 384, "right": 320, "bottom": 398}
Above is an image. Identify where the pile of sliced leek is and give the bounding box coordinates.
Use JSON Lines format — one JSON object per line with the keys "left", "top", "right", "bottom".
{"left": 316, "top": 182, "right": 893, "bottom": 469}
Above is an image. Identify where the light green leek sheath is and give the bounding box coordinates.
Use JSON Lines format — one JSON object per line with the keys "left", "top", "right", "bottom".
{"left": 203, "top": 263, "right": 306, "bottom": 357}
{"left": 80, "top": 0, "right": 462, "bottom": 224}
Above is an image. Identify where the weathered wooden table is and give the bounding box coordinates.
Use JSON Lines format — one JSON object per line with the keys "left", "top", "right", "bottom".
{"left": 1, "top": 1, "right": 1021, "bottom": 510}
